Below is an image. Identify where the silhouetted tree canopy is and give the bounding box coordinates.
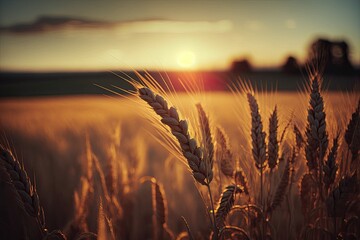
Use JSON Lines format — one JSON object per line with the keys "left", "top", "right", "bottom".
{"left": 310, "top": 38, "right": 354, "bottom": 74}
{"left": 230, "top": 59, "right": 252, "bottom": 73}
{"left": 282, "top": 56, "right": 299, "bottom": 74}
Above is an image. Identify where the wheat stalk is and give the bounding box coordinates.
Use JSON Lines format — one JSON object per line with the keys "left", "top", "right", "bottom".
{"left": 98, "top": 198, "right": 116, "bottom": 240}
{"left": 215, "top": 185, "right": 242, "bottom": 229}
{"left": 268, "top": 106, "right": 279, "bottom": 170}
{"left": 139, "top": 87, "right": 213, "bottom": 185}
{"left": 42, "top": 230, "right": 67, "bottom": 240}
{"left": 300, "top": 173, "right": 317, "bottom": 215}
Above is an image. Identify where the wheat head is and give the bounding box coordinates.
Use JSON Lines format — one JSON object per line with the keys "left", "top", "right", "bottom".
{"left": 268, "top": 106, "right": 279, "bottom": 170}
{"left": 139, "top": 87, "right": 213, "bottom": 185}
{"left": 247, "top": 93, "right": 267, "bottom": 170}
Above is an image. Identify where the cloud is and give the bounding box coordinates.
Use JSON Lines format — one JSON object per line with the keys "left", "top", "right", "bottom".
{"left": 120, "top": 19, "right": 233, "bottom": 34}
{"left": 0, "top": 16, "right": 233, "bottom": 35}
{"left": 0, "top": 16, "right": 115, "bottom": 34}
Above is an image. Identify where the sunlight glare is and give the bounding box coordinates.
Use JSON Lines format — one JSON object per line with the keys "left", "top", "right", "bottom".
{"left": 177, "top": 51, "right": 196, "bottom": 68}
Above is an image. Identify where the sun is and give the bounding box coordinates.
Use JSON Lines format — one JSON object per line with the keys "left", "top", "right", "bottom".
{"left": 176, "top": 50, "right": 196, "bottom": 68}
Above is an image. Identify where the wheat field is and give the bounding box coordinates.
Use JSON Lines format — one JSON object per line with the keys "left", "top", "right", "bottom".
{"left": 0, "top": 72, "right": 359, "bottom": 240}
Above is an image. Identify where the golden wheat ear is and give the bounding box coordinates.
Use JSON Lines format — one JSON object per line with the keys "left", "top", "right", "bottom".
{"left": 305, "top": 74, "right": 329, "bottom": 171}
{"left": 215, "top": 185, "right": 243, "bottom": 230}
{"left": 138, "top": 87, "right": 212, "bottom": 185}
{"left": 216, "top": 127, "right": 234, "bottom": 178}
{"left": 247, "top": 93, "right": 266, "bottom": 170}
{"left": 0, "top": 144, "right": 46, "bottom": 239}
{"left": 268, "top": 106, "right": 279, "bottom": 170}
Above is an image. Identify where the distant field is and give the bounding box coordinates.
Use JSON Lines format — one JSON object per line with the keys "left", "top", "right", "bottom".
{"left": 0, "top": 71, "right": 359, "bottom": 97}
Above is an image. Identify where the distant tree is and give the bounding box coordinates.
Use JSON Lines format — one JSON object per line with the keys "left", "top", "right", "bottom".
{"left": 281, "top": 56, "right": 299, "bottom": 74}
{"left": 230, "top": 59, "right": 252, "bottom": 73}
{"left": 310, "top": 38, "right": 354, "bottom": 74}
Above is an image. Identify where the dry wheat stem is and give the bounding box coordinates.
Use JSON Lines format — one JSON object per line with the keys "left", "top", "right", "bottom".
{"left": 300, "top": 173, "right": 317, "bottom": 215}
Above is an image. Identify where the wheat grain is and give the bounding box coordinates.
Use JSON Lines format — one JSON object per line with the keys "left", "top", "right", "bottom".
{"left": 268, "top": 106, "right": 279, "bottom": 170}
{"left": 139, "top": 87, "right": 213, "bottom": 185}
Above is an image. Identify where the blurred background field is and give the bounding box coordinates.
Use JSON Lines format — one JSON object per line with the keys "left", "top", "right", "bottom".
{"left": 0, "top": 90, "right": 358, "bottom": 233}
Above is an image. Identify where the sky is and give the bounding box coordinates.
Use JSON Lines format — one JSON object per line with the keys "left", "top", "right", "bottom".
{"left": 0, "top": 0, "right": 359, "bottom": 71}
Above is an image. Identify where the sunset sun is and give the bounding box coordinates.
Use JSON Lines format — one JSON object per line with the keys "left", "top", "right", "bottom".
{"left": 176, "top": 50, "right": 196, "bottom": 68}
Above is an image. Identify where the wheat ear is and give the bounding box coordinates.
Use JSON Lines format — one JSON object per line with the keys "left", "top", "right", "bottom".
{"left": 323, "top": 134, "right": 339, "bottom": 189}
{"left": 268, "top": 106, "right": 279, "bottom": 170}
{"left": 326, "top": 172, "right": 359, "bottom": 217}
{"left": 196, "top": 104, "right": 214, "bottom": 174}
{"left": 345, "top": 99, "right": 360, "bottom": 162}
{"left": 139, "top": 87, "right": 212, "bottom": 185}
{"left": 234, "top": 169, "right": 249, "bottom": 195}
{"left": 215, "top": 185, "right": 243, "bottom": 229}
{"left": 305, "top": 74, "right": 328, "bottom": 171}
{"left": 247, "top": 93, "right": 267, "bottom": 169}
{"left": 293, "top": 124, "right": 304, "bottom": 152}
{"left": 152, "top": 179, "right": 174, "bottom": 240}
{"left": 216, "top": 127, "right": 234, "bottom": 177}
{"left": 0, "top": 145, "right": 45, "bottom": 234}
{"left": 268, "top": 155, "right": 290, "bottom": 213}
